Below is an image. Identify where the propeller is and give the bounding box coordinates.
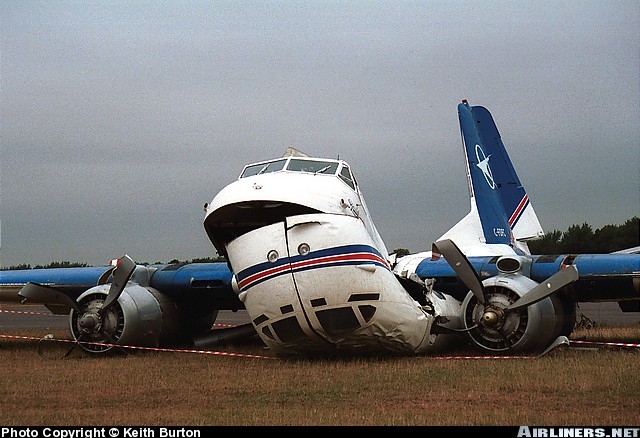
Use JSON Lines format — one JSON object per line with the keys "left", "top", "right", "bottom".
{"left": 99, "top": 255, "right": 137, "bottom": 315}
{"left": 433, "top": 239, "right": 578, "bottom": 311}
{"left": 506, "top": 265, "right": 578, "bottom": 311}
{"left": 19, "top": 283, "right": 81, "bottom": 312}
{"left": 18, "top": 255, "right": 137, "bottom": 315}
{"left": 20, "top": 255, "right": 138, "bottom": 357}
{"left": 432, "top": 240, "right": 486, "bottom": 304}
{"left": 69, "top": 255, "right": 136, "bottom": 353}
{"left": 432, "top": 239, "right": 579, "bottom": 350}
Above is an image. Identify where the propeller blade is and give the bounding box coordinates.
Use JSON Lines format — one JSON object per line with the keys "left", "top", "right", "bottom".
{"left": 18, "top": 283, "right": 81, "bottom": 312}
{"left": 99, "top": 255, "right": 137, "bottom": 314}
{"left": 62, "top": 333, "right": 84, "bottom": 359}
{"left": 433, "top": 239, "right": 486, "bottom": 304}
{"left": 97, "top": 266, "right": 115, "bottom": 285}
{"left": 506, "top": 265, "right": 579, "bottom": 311}
{"left": 537, "top": 336, "right": 570, "bottom": 357}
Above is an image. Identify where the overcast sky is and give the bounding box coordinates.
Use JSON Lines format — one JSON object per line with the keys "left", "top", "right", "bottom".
{"left": 1, "top": 1, "right": 638, "bottom": 267}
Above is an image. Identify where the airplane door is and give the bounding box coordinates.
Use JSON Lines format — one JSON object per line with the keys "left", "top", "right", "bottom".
{"left": 226, "top": 221, "right": 323, "bottom": 348}
{"left": 284, "top": 214, "right": 392, "bottom": 339}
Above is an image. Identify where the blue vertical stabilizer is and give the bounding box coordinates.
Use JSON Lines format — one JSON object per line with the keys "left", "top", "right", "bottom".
{"left": 457, "top": 101, "right": 513, "bottom": 246}
{"left": 469, "top": 104, "right": 543, "bottom": 241}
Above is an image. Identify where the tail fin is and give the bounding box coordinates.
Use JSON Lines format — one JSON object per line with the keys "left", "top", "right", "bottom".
{"left": 440, "top": 101, "right": 543, "bottom": 254}
{"left": 465, "top": 102, "right": 543, "bottom": 244}
{"left": 456, "top": 100, "right": 513, "bottom": 247}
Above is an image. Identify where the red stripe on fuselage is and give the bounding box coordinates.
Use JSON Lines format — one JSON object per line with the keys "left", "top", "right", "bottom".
{"left": 238, "top": 251, "right": 389, "bottom": 290}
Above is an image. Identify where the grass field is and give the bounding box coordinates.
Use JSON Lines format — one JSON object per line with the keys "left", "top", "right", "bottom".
{"left": 0, "top": 325, "right": 639, "bottom": 426}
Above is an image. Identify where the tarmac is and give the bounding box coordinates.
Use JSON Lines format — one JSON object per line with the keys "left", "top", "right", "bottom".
{"left": 1, "top": 301, "right": 637, "bottom": 331}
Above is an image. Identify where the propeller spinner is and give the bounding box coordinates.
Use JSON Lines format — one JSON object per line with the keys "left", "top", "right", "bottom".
{"left": 432, "top": 239, "right": 579, "bottom": 351}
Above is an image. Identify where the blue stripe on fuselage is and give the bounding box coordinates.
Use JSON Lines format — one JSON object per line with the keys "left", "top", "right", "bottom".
{"left": 236, "top": 244, "right": 389, "bottom": 292}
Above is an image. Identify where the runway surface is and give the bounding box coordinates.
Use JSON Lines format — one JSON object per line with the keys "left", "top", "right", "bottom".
{"left": 0, "top": 302, "right": 637, "bottom": 332}
{"left": 0, "top": 304, "right": 251, "bottom": 330}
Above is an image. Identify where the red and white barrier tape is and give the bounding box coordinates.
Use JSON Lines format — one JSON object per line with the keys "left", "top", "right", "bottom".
{"left": 0, "top": 308, "right": 238, "bottom": 329}
{"left": 569, "top": 339, "right": 640, "bottom": 349}
{"left": 3, "top": 308, "right": 637, "bottom": 359}
{"left": 428, "top": 355, "right": 537, "bottom": 359}
{"left": 428, "top": 339, "right": 640, "bottom": 359}
{"left": 0, "top": 308, "right": 61, "bottom": 316}
{"left": 0, "top": 308, "right": 273, "bottom": 359}
{"left": 0, "top": 333, "right": 552, "bottom": 360}
{"left": 0, "top": 333, "right": 276, "bottom": 359}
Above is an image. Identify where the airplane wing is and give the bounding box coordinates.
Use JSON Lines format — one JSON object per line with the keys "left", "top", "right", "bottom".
{"left": 0, "top": 260, "right": 245, "bottom": 352}
{"left": 1, "top": 262, "right": 240, "bottom": 310}
{"left": 613, "top": 246, "right": 640, "bottom": 255}
{"left": 0, "top": 266, "right": 114, "bottom": 313}
{"left": 409, "top": 253, "right": 640, "bottom": 304}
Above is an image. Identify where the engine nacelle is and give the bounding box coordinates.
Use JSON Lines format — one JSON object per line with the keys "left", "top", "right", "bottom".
{"left": 461, "top": 274, "right": 575, "bottom": 352}
{"left": 70, "top": 284, "right": 216, "bottom": 353}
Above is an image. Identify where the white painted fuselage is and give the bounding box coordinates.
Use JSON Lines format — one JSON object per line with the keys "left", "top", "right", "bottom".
{"left": 203, "top": 154, "right": 446, "bottom": 355}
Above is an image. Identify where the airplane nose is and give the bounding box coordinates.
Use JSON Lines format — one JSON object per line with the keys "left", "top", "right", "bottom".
{"left": 225, "top": 214, "right": 434, "bottom": 355}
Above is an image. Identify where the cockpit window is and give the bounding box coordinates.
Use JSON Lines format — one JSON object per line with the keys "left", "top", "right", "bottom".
{"left": 339, "top": 165, "right": 356, "bottom": 190}
{"left": 287, "top": 159, "right": 339, "bottom": 174}
{"left": 240, "top": 157, "right": 346, "bottom": 180}
{"left": 240, "top": 159, "right": 287, "bottom": 178}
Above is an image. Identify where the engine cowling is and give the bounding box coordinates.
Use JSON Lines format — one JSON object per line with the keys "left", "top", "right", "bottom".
{"left": 461, "top": 274, "right": 576, "bottom": 352}
{"left": 70, "top": 284, "right": 217, "bottom": 353}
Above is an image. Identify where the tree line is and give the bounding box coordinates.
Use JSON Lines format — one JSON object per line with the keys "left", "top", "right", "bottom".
{"left": 2, "top": 256, "right": 226, "bottom": 271}
{"left": 2, "top": 217, "right": 638, "bottom": 271}
{"left": 390, "top": 217, "right": 639, "bottom": 257}
{"left": 526, "top": 216, "right": 638, "bottom": 254}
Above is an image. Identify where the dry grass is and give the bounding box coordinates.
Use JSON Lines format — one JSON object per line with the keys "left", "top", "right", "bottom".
{"left": 0, "top": 326, "right": 639, "bottom": 426}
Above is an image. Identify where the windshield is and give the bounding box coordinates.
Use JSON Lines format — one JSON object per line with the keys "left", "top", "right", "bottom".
{"left": 240, "top": 159, "right": 287, "bottom": 178}
{"left": 239, "top": 157, "right": 343, "bottom": 179}
{"left": 286, "top": 159, "right": 339, "bottom": 174}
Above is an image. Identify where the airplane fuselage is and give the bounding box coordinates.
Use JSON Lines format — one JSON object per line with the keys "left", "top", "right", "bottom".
{"left": 203, "top": 154, "right": 448, "bottom": 355}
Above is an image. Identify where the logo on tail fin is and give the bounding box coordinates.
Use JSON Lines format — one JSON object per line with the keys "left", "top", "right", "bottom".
{"left": 475, "top": 144, "right": 495, "bottom": 189}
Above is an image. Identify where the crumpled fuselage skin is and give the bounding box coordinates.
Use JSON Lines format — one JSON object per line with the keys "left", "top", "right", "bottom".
{"left": 203, "top": 156, "right": 449, "bottom": 355}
